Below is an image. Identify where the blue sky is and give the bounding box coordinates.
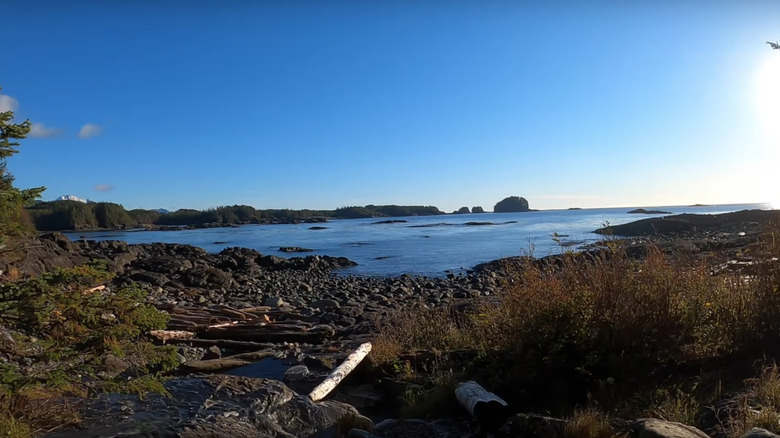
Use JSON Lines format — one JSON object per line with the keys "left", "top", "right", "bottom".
{"left": 1, "top": 1, "right": 779, "bottom": 212}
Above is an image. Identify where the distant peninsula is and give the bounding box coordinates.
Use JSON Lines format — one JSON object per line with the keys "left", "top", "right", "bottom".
{"left": 627, "top": 208, "right": 672, "bottom": 215}
{"left": 27, "top": 196, "right": 537, "bottom": 232}
{"left": 25, "top": 201, "right": 446, "bottom": 231}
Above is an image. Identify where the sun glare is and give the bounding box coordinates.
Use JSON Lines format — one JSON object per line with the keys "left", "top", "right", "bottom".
{"left": 754, "top": 53, "right": 780, "bottom": 140}
{"left": 750, "top": 53, "right": 780, "bottom": 210}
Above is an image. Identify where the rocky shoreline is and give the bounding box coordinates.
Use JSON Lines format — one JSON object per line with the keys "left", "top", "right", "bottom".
{"left": 2, "top": 209, "right": 778, "bottom": 437}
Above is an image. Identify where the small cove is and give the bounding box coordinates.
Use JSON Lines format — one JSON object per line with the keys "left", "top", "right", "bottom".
{"left": 66, "top": 203, "right": 767, "bottom": 277}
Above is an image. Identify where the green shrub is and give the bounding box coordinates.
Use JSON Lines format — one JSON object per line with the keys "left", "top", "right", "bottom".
{"left": 0, "top": 265, "right": 172, "bottom": 389}
{"left": 0, "top": 264, "right": 175, "bottom": 436}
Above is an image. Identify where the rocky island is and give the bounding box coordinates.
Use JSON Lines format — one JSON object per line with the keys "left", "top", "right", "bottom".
{"left": 493, "top": 196, "right": 531, "bottom": 213}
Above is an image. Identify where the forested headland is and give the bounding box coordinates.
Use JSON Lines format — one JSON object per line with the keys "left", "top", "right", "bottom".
{"left": 24, "top": 201, "right": 446, "bottom": 231}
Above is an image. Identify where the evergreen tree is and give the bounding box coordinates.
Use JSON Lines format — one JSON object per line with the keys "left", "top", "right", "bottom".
{"left": 0, "top": 86, "right": 45, "bottom": 247}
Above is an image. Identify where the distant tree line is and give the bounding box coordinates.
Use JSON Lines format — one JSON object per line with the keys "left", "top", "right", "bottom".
{"left": 26, "top": 201, "right": 136, "bottom": 230}
{"left": 25, "top": 201, "right": 445, "bottom": 231}
{"left": 333, "top": 205, "right": 442, "bottom": 219}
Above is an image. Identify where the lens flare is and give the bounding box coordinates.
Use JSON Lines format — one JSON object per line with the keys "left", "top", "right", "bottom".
{"left": 754, "top": 54, "right": 780, "bottom": 140}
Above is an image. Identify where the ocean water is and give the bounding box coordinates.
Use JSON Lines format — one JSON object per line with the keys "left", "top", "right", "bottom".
{"left": 65, "top": 203, "right": 770, "bottom": 277}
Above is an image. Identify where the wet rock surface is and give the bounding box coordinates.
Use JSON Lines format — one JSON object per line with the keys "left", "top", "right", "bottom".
{"left": 45, "top": 375, "right": 359, "bottom": 438}
{"left": 6, "top": 234, "right": 505, "bottom": 342}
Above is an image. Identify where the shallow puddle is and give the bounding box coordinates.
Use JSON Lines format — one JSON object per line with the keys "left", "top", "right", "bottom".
{"left": 224, "top": 357, "right": 290, "bottom": 380}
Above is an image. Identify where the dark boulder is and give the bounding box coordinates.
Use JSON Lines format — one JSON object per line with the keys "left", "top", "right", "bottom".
{"left": 39, "top": 232, "right": 73, "bottom": 251}
{"left": 257, "top": 255, "right": 289, "bottom": 270}
{"left": 181, "top": 267, "right": 235, "bottom": 288}
{"left": 128, "top": 270, "right": 170, "bottom": 287}
{"left": 0, "top": 236, "right": 89, "bottom": 278}
{"left": 134, "top": 256, "right": 194, "bottom": 274}
{"left": 279, "top": 247, "right": 315, "bottom": 253}
{"left": 472, "top": 206, "right": 485, "bottom": 213}
{"left": 217, "top": 247, "right": 263, "bottom": 270}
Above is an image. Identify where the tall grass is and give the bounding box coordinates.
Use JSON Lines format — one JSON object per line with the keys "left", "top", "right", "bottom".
{"left": 372, "top": 226, "right": 780, "bottom": 416}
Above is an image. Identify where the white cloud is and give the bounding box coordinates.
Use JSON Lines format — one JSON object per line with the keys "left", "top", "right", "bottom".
{"left": 0, "top": 94, "right": 19, "bottom": 113}
{"left": 29, "top": 123, "right": 63, "bottom": 138}
{"left": 94, "top": 184, "right": 114, "bottom": 192}
{"left": 78, "top": 123, "right": 102, "bottom": 139}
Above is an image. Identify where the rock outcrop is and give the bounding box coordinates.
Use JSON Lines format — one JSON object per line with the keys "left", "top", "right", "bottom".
{"left": 595, "top": 210, "right": 779, "bottom": 237}
{"left": 493, "top": 196, "right": 530, "bottom": 213}
{"left": 45, "top": 375, "right": 361, "bottom": 438}
{"left": 627, "top": 208, "right": 672, "bottom": 214}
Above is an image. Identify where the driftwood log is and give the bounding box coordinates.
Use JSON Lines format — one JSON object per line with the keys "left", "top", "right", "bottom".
{"left": 180, "top": 350, "right": 277, "bottom": 373}
{"left": 150, "top": 337, "right": 278, "bottom": 351}
{"left": 201, "top": 324, "right": 335, "bottom": 344}
{"left": 149, "top": 330, "right": 197, "bottom": 344}
{"left": 151, "top": 304, "right": 336, "bottom": 345}
{"left": 455, "top": 380, "right": 510, "bottom": 430}
{"left": 309, "top": 342, "right": 372, "bottom": 402}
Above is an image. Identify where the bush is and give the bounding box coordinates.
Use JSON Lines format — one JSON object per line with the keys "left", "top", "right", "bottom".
{"left": 0, "top": 265, "right": 176, "bottom": 435}
{"left": 372, "top": 238, "right": 780, "bottom": 414}
{"left": 3, "top": 265, "right": 168, "bottom": 356}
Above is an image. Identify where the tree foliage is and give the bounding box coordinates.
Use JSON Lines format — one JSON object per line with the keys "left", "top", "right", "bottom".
{"left": 0, "top": 87, "right": 45, "bottom": 246}
{"left": 27, "top": 202, "right": 447, "bottom": 230}
{"left": 0, "top": 264, "right": 175, "bottom": 392}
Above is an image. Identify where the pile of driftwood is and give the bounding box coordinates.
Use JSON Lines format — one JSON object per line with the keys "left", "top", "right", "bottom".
{"left": 149, "top": 304, "right": 336, "bottom": 350}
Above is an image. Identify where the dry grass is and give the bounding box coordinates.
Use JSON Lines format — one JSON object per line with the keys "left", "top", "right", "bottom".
{"left": 374, "top": 245, "right": 779, "bottom": 369}
{"left": 565, "top": 407, "right": 622, "bottom": 438}
{"left": 724, "top": 364, "right": 780, "bottom": 438}
{"left": 0, "top": 390, "right": 82, "bottom": 438}
{"left": 372, "top": 224, "right": 780, "bottom": 418}
{"left": 371, "top": 304, "right": 476, "bottom": 366}
{"left": 645, "top": 387, "right": 701, "bottom": 426}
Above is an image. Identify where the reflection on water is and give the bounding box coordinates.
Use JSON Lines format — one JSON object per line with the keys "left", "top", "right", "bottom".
{"left": 224, "top": 358, "right": 289, "bottom": 380}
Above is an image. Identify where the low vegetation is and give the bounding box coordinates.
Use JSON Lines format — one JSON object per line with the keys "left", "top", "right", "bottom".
{"left": 372, "top": 220, "right": 780, "bottom": 435}
{"left": 0, "top": 264, "right": 177, "bottom": 436}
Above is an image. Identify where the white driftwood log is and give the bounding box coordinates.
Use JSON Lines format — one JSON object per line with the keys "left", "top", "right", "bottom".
{"left": 149, "top": 330, "right": 197, "bottom": 344}
{"left": 308, "top": 342, "right": 372, "bottom": 402}
{"left": 455, "top": 380, "right": 510, "bottom": 429}
{"left": 83, "top": 285, "right": 106, "bottom": 295}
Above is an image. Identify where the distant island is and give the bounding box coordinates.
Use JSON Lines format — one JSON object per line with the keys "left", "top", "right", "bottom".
{"left": 494, "top": 196, "right": 531, "bottom": 213}
{"left": 627, "top": 208, "right": 672, "bottom": 214}
{"left": 452, "top": 206, "right": 486, "bottom": 214}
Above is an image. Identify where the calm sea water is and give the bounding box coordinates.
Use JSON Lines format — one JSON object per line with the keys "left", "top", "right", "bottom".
{"left": 65, "top": 204, "right": 770, "bottom": 277}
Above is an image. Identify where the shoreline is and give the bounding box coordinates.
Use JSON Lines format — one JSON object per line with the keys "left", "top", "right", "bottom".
{"left": 40, "top": 203, "right": 772, "bottom": 235}
{"left": 4, "top": 209, "right": 780, "bottom": 437}
{"left": 52, "top": 208, "right": 780, "bottom": 279}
